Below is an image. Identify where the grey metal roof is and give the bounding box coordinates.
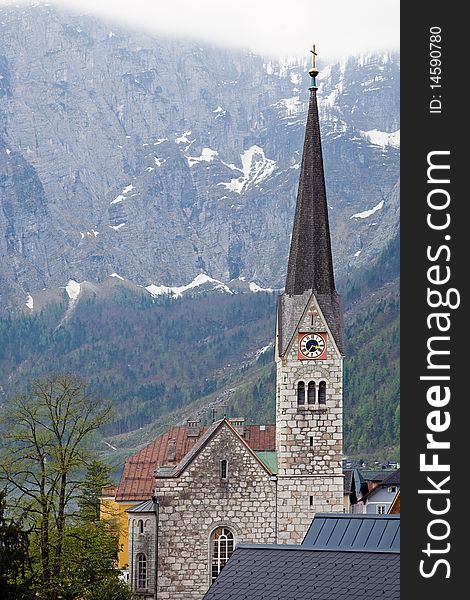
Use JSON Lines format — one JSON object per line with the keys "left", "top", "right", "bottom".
{"left": 381, "top": 469, "right": 401, "bottom": 486}
{"left": 359, "top": 469, "right": 395, "bottom": 482}
{"left": 202, "top": 546, "right": 400, "bottom": 600}
{"left": 302, "top": 513, "right": 400, "bottom": 552}
{"left": 125, "top": 499, "right": 157, "bottom": 513}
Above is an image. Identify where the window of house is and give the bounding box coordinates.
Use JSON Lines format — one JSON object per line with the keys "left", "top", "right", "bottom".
{"left": 309, "top": 436, "right": 314, "bottom": 448}
{"left": 388, "top": 486, "right": 397, "bottom": 493}
{"left": 138, "top": 519, "right": 144, "bottom": 534}
{"left": 137, "top": 553, "right": 147, "bottom": 589}
{"left": 211, "top": 527, "right": 234, "bottom": 583}
{"left": 307, "top": 381, "right": 316, "bottom": 404}
{"left": 376, "top": 504, "right": 387, "bottom": 515}
{"left": 297, "top": 381, "right": 305, "bottom": 405}
{"left": 309, "top": 495, "right": 314, "bottom": 507}
{"left": 318, "top": 381, "right": 327, "bottom": 404}
{"left": 220, "top": 459, "right": 228, "bottom": 480}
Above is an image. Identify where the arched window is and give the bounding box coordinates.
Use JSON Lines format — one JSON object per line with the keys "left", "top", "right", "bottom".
{"left": 136, "top": 553, "right": 147, "bottom": 589}
{"left": 138, "top": 519, "right": 144, "bottom": 534}
{"left": 318, "top": 381, "right": 327, "bottom": 404}
{"left": 297, "top": 381, "right": 305, "bottom": 405}
{"left": 211, "top": 527, "right": 234, "bottom": 583}
{"left": 307, "top": 381, "right": 316, "bottom": 404}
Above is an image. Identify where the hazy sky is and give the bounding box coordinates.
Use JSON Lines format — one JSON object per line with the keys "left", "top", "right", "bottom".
{"left": 1, "top": 1, "right": 399, "bottom": 60}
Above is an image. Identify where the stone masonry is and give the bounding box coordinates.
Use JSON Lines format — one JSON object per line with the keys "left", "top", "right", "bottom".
{"left": 275, "top": 294, "right": 343, "bottom": 544}
{"left": 150, "top": 423, "right": 276, "bottom": 600}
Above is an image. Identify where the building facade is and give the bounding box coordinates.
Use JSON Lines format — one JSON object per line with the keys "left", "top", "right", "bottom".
{"left": 121, "top": 54, "right": 345, "bottom": 599}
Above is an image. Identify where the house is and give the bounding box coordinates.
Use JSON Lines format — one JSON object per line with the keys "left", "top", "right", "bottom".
{"left": 356, "top": 469, "right": 401, "bottom": 514}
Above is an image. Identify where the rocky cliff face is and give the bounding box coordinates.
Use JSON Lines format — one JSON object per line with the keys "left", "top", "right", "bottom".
{"left": 0, "top": 4, "right": 399, "bottom": 312}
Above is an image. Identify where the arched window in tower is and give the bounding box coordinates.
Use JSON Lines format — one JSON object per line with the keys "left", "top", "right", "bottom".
{"left": 136, "top": 553, "right": 147, "bottom": 589}
{"left": 307, "top": 381, "right": 316, "bottom": 404}
{"left": 297, "top": 381, "right": 305, "bottom": 405}
{"left": 138, "top": 519, "right": 144, "bottom": 534}
{"left": 318, "top": 381, "right": 327, "bottom": 404}
{"left": 210, "top": 527, "right": 234, "bottom": 583}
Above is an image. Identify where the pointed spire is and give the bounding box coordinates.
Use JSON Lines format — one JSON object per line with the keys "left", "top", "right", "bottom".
{"left": 285, "top": 49, "right": 335, "bottom": 297}
{"left": 283, "top": 46, "right": 344, "bottom": 353}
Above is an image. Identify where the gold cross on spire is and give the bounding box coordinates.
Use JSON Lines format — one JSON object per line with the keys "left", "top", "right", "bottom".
{"left": 310, "top": 44, "right": 318, "bottom": 69}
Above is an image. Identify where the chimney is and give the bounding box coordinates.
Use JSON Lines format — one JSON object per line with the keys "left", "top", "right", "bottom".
{"left": 229, "top": 418, "right": 245, "bottom": 436}
{"left": 166, "top": 438, "right": 177, "bottom": 464}
{"left": 186, "top": 419, "right": 200, "bottom": 437}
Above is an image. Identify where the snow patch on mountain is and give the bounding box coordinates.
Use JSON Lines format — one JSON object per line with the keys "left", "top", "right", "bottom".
{"left": 220, "top": 146, "right": 276, "bottom": 194}
{"left": 175, "top": 130, "right": 192, "bottom": 144}
{"left": 249, "top": 281, "right": 274, "bottom": 293}
{"left": 80, "top": 230, "right": 99, "bottom": 239}
{"left": 110, "top": 183, "right": 134, "bottom": 205}
{"left": 65, "top": 279, "right": 80, "bottom": 300}
{"left": 109, "top": 273, "right": 125, "bottom": 280}
{"left": 187, "top": 148, "right": 218, "bottom": 167}
{"left": 255, "top": 342, "right": 273, "bottom": 358}
{"left": 109, "top": 223, "right": 126, "bottom": 231}
{"left": 351, "top": 200, "right": 384, "bottom": 219}
{"left": 26, "top": 294, "right": 34, "bottom": 311}
{"left": 154, "top": 156, "right": 166, "bottom": 167}
{"left": 290, "top": 72, "right": 302, "bottom": 85}
{"left": 273, "top": 96, "right": 303, "bottom": 118}
{"left": 146, "top": 273, "right": 232, "bottom": 299}
{"left": 360, "top": 129, "right": 400, "bottom": 148}
{"left": 213, "top": 106, "right": 226, "bottom": 118}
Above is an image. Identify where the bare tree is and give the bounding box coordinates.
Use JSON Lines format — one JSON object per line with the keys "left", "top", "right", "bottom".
{"left": 0, "top": 375, "right": 112, "bottom": 600}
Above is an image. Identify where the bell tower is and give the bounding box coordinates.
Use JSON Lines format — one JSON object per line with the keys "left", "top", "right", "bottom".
{"left": 275, "top": 46, "right": 344, "bottom": 544}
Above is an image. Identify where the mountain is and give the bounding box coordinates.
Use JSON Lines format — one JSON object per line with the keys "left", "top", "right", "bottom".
{"left": 0, "top": 5, "right": 400, "bottom": 461}
{"left": 0, "top": 4, "right": 399, "bottom": 313}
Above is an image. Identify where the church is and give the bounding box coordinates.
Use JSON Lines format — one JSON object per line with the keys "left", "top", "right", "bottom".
{"left": 105, "top": 50, "right": 345, "bottom": 600}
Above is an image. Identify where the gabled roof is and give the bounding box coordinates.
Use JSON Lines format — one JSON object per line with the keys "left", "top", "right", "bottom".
{"left": 156, "top": 419, "right": 274, "bottom": 478}
{"left": 382, "top": 469, "right": 401, "bottom": 486}
{"left": 359, "top": 469, "right": 396, "bottom": 483}
{"left": 202, "top": 546, "right": 400, "bottom": 600}
{"left": 115, "top": 424, "right": 204, "bottom": 501}
{"left": 302, "top": 513, "right": 400, "bottom": 553}
{"left": 359, "top": 469, "right": 401, "bottom": 503}
{"left": 115, "top": 423, "right": 276, "bottom": 501}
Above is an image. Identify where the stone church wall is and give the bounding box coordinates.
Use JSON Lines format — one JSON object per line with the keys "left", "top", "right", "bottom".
{"left": 154, "top": 424, "right": 277, "bottom": 600}
{"left": 276, "top": 297, "right": 344, "bottom": 544}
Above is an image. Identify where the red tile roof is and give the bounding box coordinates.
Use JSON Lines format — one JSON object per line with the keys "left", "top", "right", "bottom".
{"left": 115, "top": 424, "right": 276, "bottom": 502}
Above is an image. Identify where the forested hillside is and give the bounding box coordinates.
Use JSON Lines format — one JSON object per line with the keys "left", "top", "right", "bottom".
{"left": 0, "top": 227, "right": 399, "bottom": 461}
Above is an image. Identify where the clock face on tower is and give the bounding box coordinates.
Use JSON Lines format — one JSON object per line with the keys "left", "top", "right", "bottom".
{"left": 298, "top": 332, "right": 327, "bottom": 360}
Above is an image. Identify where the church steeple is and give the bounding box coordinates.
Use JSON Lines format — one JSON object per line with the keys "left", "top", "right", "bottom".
{"left": 274, "top": 48, "right": 344, "bottom": 544}
{"left": 283, "top": 47, "right": 344, "bottom": 353}
{"left": 285, "top": 46, "right": 335, "bottom": 297}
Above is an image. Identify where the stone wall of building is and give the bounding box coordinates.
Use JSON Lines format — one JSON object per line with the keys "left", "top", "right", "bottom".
{"left": 154, "top": 423, "right": 277, "bottom": 600}
{"left": 276, "top": 295, "right": 344, "bottom": 544}
{"left": 128, "top": 510, "right": 157, "bottom": 599}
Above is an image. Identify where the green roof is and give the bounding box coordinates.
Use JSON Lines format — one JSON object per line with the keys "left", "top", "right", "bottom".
{"left": 256, "top": 451, "right": 277, "bottom": 474}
